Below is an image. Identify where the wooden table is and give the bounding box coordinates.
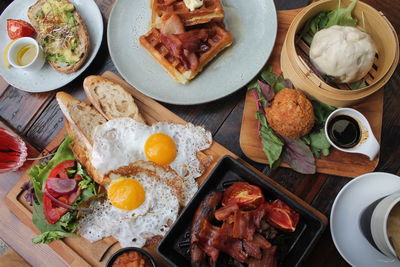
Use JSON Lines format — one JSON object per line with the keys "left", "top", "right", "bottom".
{"left": 0, "top": 0, "right": 399, "bottom": 266}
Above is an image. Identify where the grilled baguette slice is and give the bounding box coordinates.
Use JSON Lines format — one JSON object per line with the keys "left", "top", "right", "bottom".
{"left": 65, "top": 120, "right": 109, "bottom": 184}
{"left": 56, "top": 92, "right": 106, "bottom": 150}
{"left": 83, "top": 76, "right": 146, "bottom": 123}
{"left": 28, "top": 0, "right": 89, "bottom": 73}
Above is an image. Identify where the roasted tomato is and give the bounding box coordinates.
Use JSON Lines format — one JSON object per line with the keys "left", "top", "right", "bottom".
{"left": 44, "top": 160, "right": 77, "bottom": 224}
{"left": 7, "top": 19, "right": 36, "bottom": 40}
{"left": 222, "top": 182, "right": 265, "bottom": 209}
{"left": 264, "top": 199, "right": 300, "bottom": 232}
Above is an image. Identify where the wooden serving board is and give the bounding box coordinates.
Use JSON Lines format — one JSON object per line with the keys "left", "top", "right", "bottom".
{"left": 5, "top": 71, "right": 327, "bottom": 266}
{"left": 240, "top": 9, "right": 383, "bottom": 178}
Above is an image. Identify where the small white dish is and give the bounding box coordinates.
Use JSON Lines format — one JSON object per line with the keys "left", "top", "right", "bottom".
{"left": 7, "top": 37, "right": 44, "bottom": 72}
{"left": 325, "top": 108, "right": 380, "bottom": 160}
{"left": 331, "top": 172, "right": 400, "bottom": 267}
{"left": 371, "top": 193, "right": 400, "bottom": 258}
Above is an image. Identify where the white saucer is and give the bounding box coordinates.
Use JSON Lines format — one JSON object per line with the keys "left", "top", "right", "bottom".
{"left": 331, "top": 172, "right": 400, "bottom": 267}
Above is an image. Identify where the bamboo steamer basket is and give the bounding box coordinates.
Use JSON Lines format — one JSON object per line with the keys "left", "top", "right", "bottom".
{"left": 281, "top": 0, "right": 399, "bottom": 107}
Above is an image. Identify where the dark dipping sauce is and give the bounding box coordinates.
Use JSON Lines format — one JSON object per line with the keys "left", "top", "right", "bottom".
{"left": 327, "top": 115, "right": 361, "bottom": 148}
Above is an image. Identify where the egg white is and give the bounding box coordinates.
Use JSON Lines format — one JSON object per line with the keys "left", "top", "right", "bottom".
{"left": 78, "top": 173, "right": 179, "bottom": 247}
{"left": 90, "top": 118, "right": 212, "bottom": 205}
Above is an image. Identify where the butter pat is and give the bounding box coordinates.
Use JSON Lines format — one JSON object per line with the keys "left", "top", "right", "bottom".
{"left": 183, "top": 0, "right": 203, "bottom": 11}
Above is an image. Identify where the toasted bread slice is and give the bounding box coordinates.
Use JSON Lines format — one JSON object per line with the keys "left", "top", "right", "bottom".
{"left": 151, "top": 0, "right": 224, "bottom": 27}
{"left": 139, "top": 23, "right": 233, "bottom": 84}
{"left": 65, "top": 120, "right": 109, "bottom": 185}
{"left": 56, "top": 92, "right": 106, "bottom": 149}
{"left": 28, "top": 0, "right": 89, "bottom": 73}
{"left": 83, "top": 76, "right": 146, "bottom": 123}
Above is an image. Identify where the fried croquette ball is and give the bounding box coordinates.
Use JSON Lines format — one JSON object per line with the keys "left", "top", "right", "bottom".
{"left": 265, "top": 88, "right": 314, "bottom": 139}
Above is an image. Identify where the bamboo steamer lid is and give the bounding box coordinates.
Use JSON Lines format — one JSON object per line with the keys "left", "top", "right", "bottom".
{"left": 281, "top": 0, "right": 399, "bottom": 107}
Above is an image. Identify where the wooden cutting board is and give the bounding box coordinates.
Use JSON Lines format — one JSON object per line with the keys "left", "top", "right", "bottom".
{"left": 5, "top": 71, "right": 327, "bottom": 266}
{"left": 240, "top": 9, "right": 383, "bottom": 178}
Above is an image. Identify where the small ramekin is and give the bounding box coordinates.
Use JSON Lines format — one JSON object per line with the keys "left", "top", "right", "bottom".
{"left": 7, "top": 37, "right": 45, "bottom": 72}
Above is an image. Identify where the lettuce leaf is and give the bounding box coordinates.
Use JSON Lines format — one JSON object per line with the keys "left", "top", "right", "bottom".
{"left": 281, "top": 136, "right": 316, "bottom": 174}
{"left": 302, "top": 129, "right": 331, "bottom": 158}
{"left": 256, "top": 111, "right": 284, "bottom": 169}
{"left": 260, "top": 67, "right": 286, "bottom": 93}
{"left": 28, "top": 136, "right": 97, "bottom": 244}
{"left": 299, "top": 0, "right": 358, "bottom": 45}
{"left": 32, "top": 231, "right": 76, "bottom": 244}
{"left": 325, "top": 0, "right": 358, "bottom": 28}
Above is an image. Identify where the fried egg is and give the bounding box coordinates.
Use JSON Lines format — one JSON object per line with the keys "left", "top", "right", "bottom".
{"left": 78, "top": 170, "right": 180, "bottom": 248}
{"left": 90, "top": 118, "right": 212, "bottom": 203}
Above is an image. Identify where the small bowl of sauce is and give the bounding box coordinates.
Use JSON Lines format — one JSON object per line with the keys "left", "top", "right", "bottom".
{"left": 7, "top": 37, "right": 45, "bottom": 72}
{"left": 106, "top": 247, "right": 157, "bottom": 267}
{"left": 324, "top": 108, "right": 379, "bottom": 160}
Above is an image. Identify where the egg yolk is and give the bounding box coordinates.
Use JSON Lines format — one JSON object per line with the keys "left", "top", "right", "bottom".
{"left": 108, "top": 178, "right": 145, "bottom": 210}
{"left": 144, "top": 133, "right": 177, "bottom": 165}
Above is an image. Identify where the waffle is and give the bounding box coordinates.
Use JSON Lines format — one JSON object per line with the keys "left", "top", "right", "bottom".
{"left": 151, "top": 0, "right": 224, "bottom": 27}
{"left": 139, "top": 23, "right": 233, "bottom": 84}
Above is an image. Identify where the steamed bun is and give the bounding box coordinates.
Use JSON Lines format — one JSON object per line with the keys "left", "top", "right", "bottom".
{"left": 309, "top": 25, "right": 376, "bottom": 83}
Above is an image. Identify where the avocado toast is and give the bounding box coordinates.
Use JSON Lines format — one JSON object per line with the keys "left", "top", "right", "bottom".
{"left": 28, "top": 0, "right": 89, "bottom": 73}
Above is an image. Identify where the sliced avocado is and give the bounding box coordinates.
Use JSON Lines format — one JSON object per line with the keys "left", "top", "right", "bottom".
{"left": 66, "top": 12, "right": 76, "bottom": 25}
{"left": 63, "top": 49, "right": 80, "bottom": 63}
{"left": 42, "top": 3, "right": 52, "bottom": 14}
{"left": 71, "top": 39, "right": 78, "bottom": 51}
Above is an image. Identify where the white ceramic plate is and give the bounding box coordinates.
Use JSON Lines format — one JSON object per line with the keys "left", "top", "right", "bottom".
{"left": 331, "top": 172, "right": 400, "bottom": 267}
{"left": 0, "top": 0, "right": 103, "bottom": 92}
{"left": 107, "top": 0, "right": 277, "bottom": 105}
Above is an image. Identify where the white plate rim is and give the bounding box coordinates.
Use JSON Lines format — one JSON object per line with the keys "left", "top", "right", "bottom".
{"left": 107, "top": 0, "right": 277, "bottom": 105}
{"left": 330, "top": 172, "right": 400, "bottom": 267}
{"left": 0, "top": 0, "right": 103, "bottom": 93}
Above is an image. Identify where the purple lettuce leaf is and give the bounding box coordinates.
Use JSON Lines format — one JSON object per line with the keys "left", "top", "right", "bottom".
{"left": 21, "top": 181, "right": 35, "bottom": 206}
{"left": 280, "top": 136, "right": 316, "bottom": 174}
{"left": 258, "top": 80, "right": 275, "bottom": 104}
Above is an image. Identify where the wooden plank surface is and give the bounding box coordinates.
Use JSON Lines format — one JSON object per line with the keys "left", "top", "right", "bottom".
{"left": 0, "top": 0, "right": 399, "bottom": 266}
{"left": 5, "top": 71, "right": 327, "bottom": 266}
{"left": 239, "top": 8, "right": 383, "bottom": 178}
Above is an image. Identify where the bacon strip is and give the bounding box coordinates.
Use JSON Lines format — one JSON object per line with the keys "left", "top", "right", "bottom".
{"left": 159, "top": 15, "right": 212, "bottom": 71}
{"left": 191, "top": 191, "right": 223, "bottom": 266}
{"left": 214, "top": 203, "right": 239, "bottom": 221}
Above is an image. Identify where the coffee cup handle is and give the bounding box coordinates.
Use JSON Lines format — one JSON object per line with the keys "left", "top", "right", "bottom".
{"left": 360, "top": 136, "right": 380, "bottom": 161}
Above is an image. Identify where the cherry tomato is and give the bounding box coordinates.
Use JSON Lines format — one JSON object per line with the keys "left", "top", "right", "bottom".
{"left": 222, "top": 182, "right": 265, "bottom": 209}
{"left": 7, "top": 19, "right": 36, "bottom": 40}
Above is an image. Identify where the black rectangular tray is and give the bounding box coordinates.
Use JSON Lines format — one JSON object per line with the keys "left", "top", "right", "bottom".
{"left": 158, "top": 156, "right": 326, "bottom": 267}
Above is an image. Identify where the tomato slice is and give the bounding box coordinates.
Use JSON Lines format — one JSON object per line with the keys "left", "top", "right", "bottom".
{"left": 43, "top": 160, "right": 76, "bottom": 224}
{"left": 49, "top": 160, "right": 75, "bottom": 179}
{"left": 7, "top": 19, "right": 36, "bottom": 40}
{"left": 222, "top": 182, "right": 265, "bottom": 210}
{"left": 43, "top": 194, "right": 68, "bottom": 224}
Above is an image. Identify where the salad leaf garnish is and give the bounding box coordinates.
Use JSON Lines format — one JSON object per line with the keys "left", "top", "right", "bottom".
{"left": 256, "top": 110, "right": 284, "bottom": 170}
{"left": 32, "top": 231, "right": 76, "bottom": 244}
{"left": 325, "top": 0, "right": 358, "bottom": 28}
{"left": 28, "top": 136, "right": 98, "bottom": 244}
{"left": 280, "top": 136, "right": 316, "bottom": 174}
